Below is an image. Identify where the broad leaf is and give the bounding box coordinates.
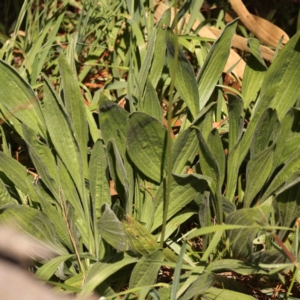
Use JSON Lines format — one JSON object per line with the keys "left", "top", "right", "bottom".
{"left": 129, "top": 249, "right": 164, "bottom": 290}
{"left": 0, "top": 205, "right": 63, "bottom": 251}
{"left": 152, "top": 174, "right": 210, "bottom": 232}
{"left": 97, "top": 203, "right": 126, "bottom": 252}
{"left": 244, "top": 145, "right": 275, "bottom": 207}
{"left": 127, "top": 112, "right": 168, "bottom": 183}
{"left": 0, "top": 60, "right": 45, "bottom": 138}
{"left": 123, "top": 215, "right": 158, "bottom": 255}
{"left": 81, "top": 253, "right": 138, "bottom": 297}
{"left": 226, "top": 198, "right": 273, "bottom": 260}
{"left": 172, "top": 127, "right": 198, "bottom": 174}
{"left": 274, "top": 182, "right": 300, "bottom": 240}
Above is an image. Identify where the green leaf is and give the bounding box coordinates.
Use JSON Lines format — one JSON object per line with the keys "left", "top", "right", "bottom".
{"left": 43, "top": 78, "right": 84, "bottom": 200}
{"left": 129, "top": 249, "right": 164, "bottom": 290}
{"left": 178, "top": 273, "right": 215, "bottom": 300}
{"left": 197, "top": 19, "right": 238, "bottom": 110}
{"left": 172, "top": 127, "right": 198, "bottom": 174}
{"left": 274, "top": 182, "right": 300, "bottom": 240}
{"left": 228, "top": 95, "right": 244, "bottom": 153}
{"left": 99, "top": 97, "right": 128, "bottom": 157}
{"left": 226, "top": 198, "right": 273, "bottom": 260}
{"left": 123, "top": 214, "right": 158, "bottom": 255}
{"left": 149, "top": 9, "right": 171, "bottom": 88}
{"left": 97, "top": 203, "right": 126, "bottom": 252}
{"left": 0, "top": 60, "right": 45, "bottom": 138}
{"left": 196, "top": 129, "right": 220, "bottom": 192}
{"left": 261, "top": 151, "right": 300, "bottom": 202}
{"left": 0, "top": 152, "right": 40, "bottom": 204}
{"left": 89, "top": 139, "right": 111, "bottom": 219}
{"left": 22, "top": 124, "right": 59, "bottom": 200}
{"left": 244, "top": 145, "right": 275, "bottom": 207}
{"left": 36, "top": 254, "right": 75, "bottom": 281}
{"left": 209, "top": 259, "right": 270, "bottom": 275}
{"left": 151, "top": 174, "right": 210, "bottom": 232}
{"left": 58, "top": 54, "right": 88, "bottom": 178}
{"left": 106, "top": 139, "right": 129, "bottom": 204}
{"left": 81, "top": 253, "right": 138, "bottom": 297}
{"left": 36, "top": 185, "right": 72, "bottom": 251}
{"left": 203, "top": 287, "right": 256, "bottom": 300}
{"left": 250, "top": 108, "right": 279, "bottom": 157}
{"left": 135, "top": 27, "right": 156, "bottom": 101}
{"left": 157, "top": 210, "right": 195, "bottom": 242}
{"left": 260, "top": 31, "right": 300, "bottom": 121}
{"left": 242, "top": 38, "right": 267, "bottom": 108}
{"left": 141, "top": 78, "right": 163, "bottom": 123}
{"left": 207, "top": 128, "right": 225, "bottom": 186}
{"left": 0, "top": 179, "right": 16, "bottom": 205}
{"left": 166, "top": 28, "right": 199, "bottom": 118}
{"left": 0, "top": 205, "right": 63, "bottom": 250}
{"left": 127, "top": 112, "right": 168, "bottom": 183}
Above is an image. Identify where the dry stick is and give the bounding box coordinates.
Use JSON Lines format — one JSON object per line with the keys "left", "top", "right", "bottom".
{"left": 58, "top": 187, "right": 86, "bottom": 284}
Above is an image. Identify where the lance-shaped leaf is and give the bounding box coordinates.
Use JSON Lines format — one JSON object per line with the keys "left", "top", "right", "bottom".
{"left": 196, "top": 129, "right": 220, "bottom": 194}
{"left": 244, "top": 145, "right": 275, "bottom": 207}
{"left": 260, "top": 31, "right": 300, "bottom": 121}
{"left": 35, "top": 254, "right": 75, "bottom": 281}
{"left": 0, "top": 179, "right": 16, "bottom": 206}
{"left": 250, "top": 108, "right": 279, "bottom": 158}
{"left": 0, "top": 205, "right": 63, "bottom": 251}
{"left": 36, "top": 185, "right": 72, "bottom": 251}
{"left": 228, "top": 95, "right": 244, "bottom": 153}
{"left": 43, "top": 78, "right": 84, "bottom": 200}
{"left": 197, "top": 19, "right": 238, "bottom": 110}
{"left": 89, "top": 139, "right": 111, "bottom": 218}
{"left": 226, "top": 198, "right": 273, "bottom": 260}
{"left": 242, "top": 38, "right": 267, "bottom": 108}
{"left": 129, "top": 249, "right": 164, "bottom": 290}
{"left": 135, "top": 26, "right": 157, "bottom": 102}
{"left": 151, "top": 174, "right": 210, "bottom": 232}
{"left": 58, "top": 55, "right": 88, "bottom": 178}
{"left": 203, "top": 287, "right": 256, "bottom": 300}
{"left": 172, "top": 127, "right": 198, "bottom": 174}
{"left": 261, "top": 151, "right": 300, "bottom": 202}
{"left": 166, "top": 27, "right": 199, "bottom": 118}
{"left": 274, "top": 182, "right": 300, "bottom": 240}
{"left": 0, "top": 61, "right": 45, "bottom": 138}
{"left": 149, "top": 9, "right": 171, "bottom": 88}
{"left": 123, "top": 214, "right": 158, "bottom": 256}
{"left": 106, "top": 139, "right": 129, "bottom": 204}
{"left": 0, "top": 152, "right": 40, "bottom": 204}
{"left": 127, "top": 112, "right": 168, "bottom": 183}
{"left": 22, "top": 124, "right": 59, "bottom": 200}
{"left": 81, "top": 253, "right": 138, "bottom": 297}
{"left": 141, "top": 78, "right": 163, "bottom": 123}
{"left": 97, "top": 203, "right": 126, "bottom": 252}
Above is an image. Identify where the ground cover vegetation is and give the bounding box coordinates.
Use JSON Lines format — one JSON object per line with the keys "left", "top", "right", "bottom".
{"left": 0, "top": 0, "right": 300, "bottom": 299}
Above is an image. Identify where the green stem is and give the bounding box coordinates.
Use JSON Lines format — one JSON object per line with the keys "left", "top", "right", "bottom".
{"left": 160, "top": 0, "right": 178, "bottom": 248}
